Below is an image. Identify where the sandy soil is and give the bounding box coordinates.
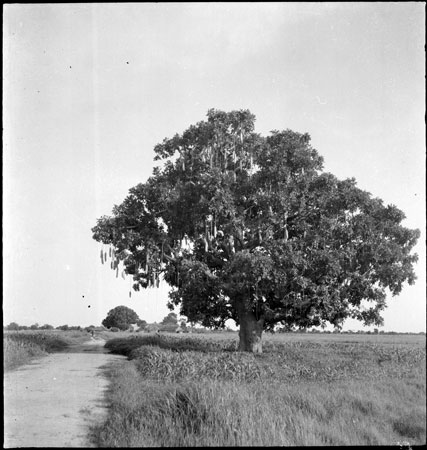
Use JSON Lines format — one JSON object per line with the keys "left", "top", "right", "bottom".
{"left": 3, "top": 337, "right": 125, "bottom": 448}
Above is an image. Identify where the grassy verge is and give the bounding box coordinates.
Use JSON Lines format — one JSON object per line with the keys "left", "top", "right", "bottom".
{"left": 93, "top": 334, "right": 426, "bottom": 447}
{"left": 3, "top": 330, "right": 89, "bottom": 371}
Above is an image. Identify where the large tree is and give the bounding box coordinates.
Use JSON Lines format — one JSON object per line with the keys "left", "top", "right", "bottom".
{"left": 92, "top": 109, "right": 419, "bottom": 352}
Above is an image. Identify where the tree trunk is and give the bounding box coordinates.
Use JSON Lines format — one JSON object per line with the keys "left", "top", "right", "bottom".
{"left": 238, "top": 310, "right": 264, "bottom": 353}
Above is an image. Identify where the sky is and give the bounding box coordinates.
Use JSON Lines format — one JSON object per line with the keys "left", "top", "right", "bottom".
{"left": 3, "top": 3, "right": 425, "bottom": 331}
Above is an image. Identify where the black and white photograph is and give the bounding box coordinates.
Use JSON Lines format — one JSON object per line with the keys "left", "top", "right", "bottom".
{"left": 3, "top": 3, "right": 426, "bottom": 447}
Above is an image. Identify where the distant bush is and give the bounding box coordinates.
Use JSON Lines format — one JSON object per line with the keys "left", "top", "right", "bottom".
{"left": 5, "top": 322, "right": 20, "bottom": 331}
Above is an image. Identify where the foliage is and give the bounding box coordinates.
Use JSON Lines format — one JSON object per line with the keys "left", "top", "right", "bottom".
{"left": 161, "top": 312, "right": 178, "bottom": 325}
{"left": 92, "top": 109, "right": 420, "bottom": 345}
{"left": 102, "top": 305, "right": 140, "bottom": 331}
{"left": 5, "top": 322, "right": 20, "bottom": 331}
{"left": 158, "top": 312, "right": 179, "bottom": 331}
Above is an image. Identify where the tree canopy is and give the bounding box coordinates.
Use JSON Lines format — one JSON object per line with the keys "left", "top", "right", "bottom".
{"left": 5, "top": 322, "right": 20, "bottom": 331}
{"left": 92, "top": 109, "right": 419, "bottom": 352}
{"left": 161, "top": 312, "right": 178, "bottom": 326}
{"left": 102, "top": 305, "right": 140, "bottom": 331}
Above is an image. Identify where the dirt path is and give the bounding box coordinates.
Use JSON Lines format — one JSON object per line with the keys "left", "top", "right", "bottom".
{"left": 3, "top": 337, "right": 125, "bottom": 448}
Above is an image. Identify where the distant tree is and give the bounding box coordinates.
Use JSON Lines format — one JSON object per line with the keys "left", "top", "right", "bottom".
{"left": 159, "top": 313, "right": 179, "bottom": 332}
{"left": 30, "top": 323, "right": 39, "bottom": 330}
{"left": 161, "top": 312, "right": 178, "bottom": 326}
{"left": 6, "top": 322, "right": 20, "bottom": 331}
{"left": 40, "top": 324, "right": 54, "bottom": 330}
{"left": 92, "top": 109, "right": 420, "bottom": 353}
{"left": 57, "top": 324, "right": 69, "bottom": 331}
{"left": 102, "top": 305, "right": 140, "bottom": 331}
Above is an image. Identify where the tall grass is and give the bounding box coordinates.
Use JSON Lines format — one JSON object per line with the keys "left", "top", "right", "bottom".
{"left": 93, "top": 334, "right": 426, "bottom": 447}
{"left": 105, "top": 333, "right": 237, "bottom": 355}
{"left": 4, "top": 331, "right": 77, "bottom": 370}
{"left": 105, "top": 333, "right": 426, "bottom": 382}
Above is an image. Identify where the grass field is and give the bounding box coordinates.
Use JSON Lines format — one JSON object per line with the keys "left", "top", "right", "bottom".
{"left": 3, "top": 330, "right": 90, "bottom": 371}
{"left": 92, "top": 332, "right": 426, "bottom": 447}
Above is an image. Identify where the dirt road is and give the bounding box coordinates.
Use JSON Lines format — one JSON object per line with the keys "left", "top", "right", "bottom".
{"left": 3, "top": 337, "right": 125, "bottom": 448}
